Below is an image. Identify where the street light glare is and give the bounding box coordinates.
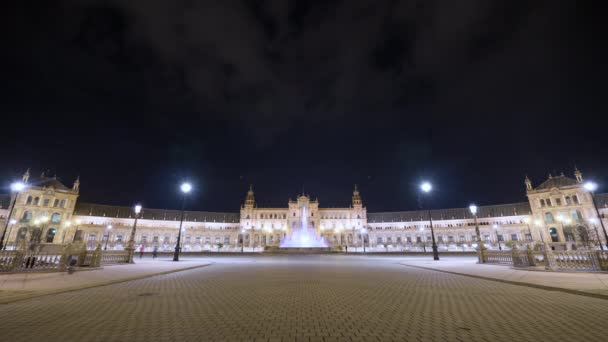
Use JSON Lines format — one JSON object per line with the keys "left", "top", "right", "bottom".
{"left": 134, "top": 204, "right": 142, "bottom": 214}
{"left": 11, "top": 182, "right": 25, "bottom": 192}
{"left": 584, "top": 181, "right": 598, "bottom": 192}
{"left": 107, "top": 225, "right": 113, "bottom": 229}
{"left": 469, "top": 204, "right": 477, "bottom": 215}
{"left": 181, "top": 182, "right": 192, "bottom": 193}
{"left": 420, "top": 182, "right": 432, "bottom": 193}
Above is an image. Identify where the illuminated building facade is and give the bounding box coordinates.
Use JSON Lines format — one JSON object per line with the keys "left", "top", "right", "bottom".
{"left": 1, "top": 169, "right": 607, "bottom": 252}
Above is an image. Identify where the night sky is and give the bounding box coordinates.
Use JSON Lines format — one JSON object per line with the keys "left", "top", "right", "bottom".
{"left": 1, "top": 1, "right": 606, "bottom": 213}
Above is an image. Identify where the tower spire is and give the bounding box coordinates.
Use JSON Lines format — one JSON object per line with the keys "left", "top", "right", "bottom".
{"left": 22, "top": 168, "right": 30, "bottom": 183}
{"left": 245, "top": 185, "right": 255, "bottom": 208}
{"left": 525, "top": 175, "right": 532, "bottom": 191}
{"left": 352, "top": 184, "right": 362, "bottom": 206}
{"left": 574, "top": 166, "right": 583, "bottom": 183}
{"left": 73, "top": 176, "right": 80, "bottom": 192}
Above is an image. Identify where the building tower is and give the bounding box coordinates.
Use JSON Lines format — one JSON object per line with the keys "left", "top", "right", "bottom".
{"left": 245, "top": 185, "right": 255, "bottom": 208}
{"left": 525, "top": 175, "right": 532, "bottom": 191}
{"left": 574, "top": 167, "right": 583, "bottom": 183}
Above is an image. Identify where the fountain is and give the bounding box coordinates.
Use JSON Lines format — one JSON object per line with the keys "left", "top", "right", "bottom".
{"left": 279, "top": 205, "right": 328, "bottom": 248}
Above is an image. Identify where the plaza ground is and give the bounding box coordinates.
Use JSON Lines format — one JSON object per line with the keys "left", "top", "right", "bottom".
{"left": 2, "top": 255, "right": 608, "bottom": 341}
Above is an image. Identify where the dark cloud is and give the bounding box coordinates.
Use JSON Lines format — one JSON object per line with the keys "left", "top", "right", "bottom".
{"left": 1, "top": 0, "right": 605, "bottom": 211}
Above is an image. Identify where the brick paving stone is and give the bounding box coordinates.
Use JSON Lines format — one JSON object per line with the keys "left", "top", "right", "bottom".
{"left": 1, "top": 255, "right": 608, "bottom": 341}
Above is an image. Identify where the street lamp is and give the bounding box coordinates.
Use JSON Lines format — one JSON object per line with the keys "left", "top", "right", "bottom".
{"left": 104, "top": 225, "right": 112, "bottom": 250}
{"left": 420, "top": 181, "right": 439, "bottom": 260}
{"left": 127, "top": 204, "right": 142, "bottom": 263}
{"left": 0, "top": 182, "right": 26, "bottom": 250}
{"left": 469, "top": 204, "right": 487, "bottom": 262}
{"left": 360, "top": 228, "right": 368, "bottom": 253}
{"left": 584, "top": 181, "right": 608, "bottom": 249}
{"left": 493, "top": 224, "right": 502, "bottom": 250}
{"left": 173, "top": 182, "right": 192, "bottom": 261}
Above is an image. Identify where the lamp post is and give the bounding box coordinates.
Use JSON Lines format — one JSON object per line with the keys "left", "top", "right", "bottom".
{"left": 173, "top": 182, "right": 192, "bottom": 262}
{"left": 0, "top": 182, "right": 25, "bottom": 250}
{"left": 3, "top": 219, "right": 17, "bottom": 250}
{"left": 469, "top": 204, "right": 487, "bottom": 262}
{"left": 420, "top": 181, "right": 439, "bottom": 260}
{"left": 127, "top": 204, "right": 142, "bottom": 263}
{"left": 585, "top": 182, "right": 608, "bottom": 249}
{"left": 493, "top": 224, "right": 502, "bottom": 250}
{"left": 104, "top": 225, "right": 112, "bottom": 250}
{"left": 360, "top": 228, "right": 367, "bottom": 253}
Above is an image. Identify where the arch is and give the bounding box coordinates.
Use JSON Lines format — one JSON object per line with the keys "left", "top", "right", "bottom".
{"left": 46, "top": 228, "right": 57, "bottom": 243}
{"left": 572, "top": 195, "right": 579, "bottom": 204}
{"left": 548, "top": 227, "right": 559, "bottom": 242}
{"left": 26, "top": 196, "right": 33, "bottom": 205}
{"left": 17, "top": 227, "right": 28, "bottom": 242}
{"left": 51, "top": 213, "right": 61, "bottom": 223}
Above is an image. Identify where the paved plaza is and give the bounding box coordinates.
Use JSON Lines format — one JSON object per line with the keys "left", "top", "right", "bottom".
{"left": 2, "top": 255, "right": 608, "bottom": 341}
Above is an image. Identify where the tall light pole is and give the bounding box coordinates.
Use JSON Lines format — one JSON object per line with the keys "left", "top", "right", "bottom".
{"left": 127, "top": 205, "right": 142, "bottom": 263}
{"left": 493, "top": 224, "right": 502, "bottom": 250}
{"left": 0, "top": 182, "right": 25, "bottom": 250}
{"left": 469, "top": 204, "right": 486, "bottom": 262}
{"left": 104, "top": 225, "right": 112, "bottom": 250}
{"left": 360, "top": 228, "right": 367, "bottom": 253}
{"left": 173, "top": 182, "right": 192, "bottom": 262}
{"left": 3, "top": 219, "right": 17, "bottom": 250}
{"left": 585, "top": 181, "right": 608, "bottom": 249}
{"left": 420, "top": 181, "right": 439, "bottom": 260}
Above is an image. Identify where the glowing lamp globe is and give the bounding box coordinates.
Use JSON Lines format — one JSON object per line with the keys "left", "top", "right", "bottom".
{"left": 420, "top": 182, "right": 432, "bottom": 193}
{"left": 181, "top": 183, "right": 192, "bottom": 193}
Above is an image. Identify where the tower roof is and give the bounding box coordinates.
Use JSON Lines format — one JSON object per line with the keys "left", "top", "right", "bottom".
{"left": 535, "top": 175, "right": 578, "bottom": 190}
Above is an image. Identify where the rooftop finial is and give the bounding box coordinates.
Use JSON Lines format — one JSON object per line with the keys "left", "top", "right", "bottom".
{"left": 22, "top": 168, "right": 30, "bottom": 183}
{"left": 574, "top": 166, "right": 583, "bottom": 183}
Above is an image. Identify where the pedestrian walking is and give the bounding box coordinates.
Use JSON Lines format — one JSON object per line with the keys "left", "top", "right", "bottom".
{"left": 139, "top": 245, "right": 145, "bottom": 259}
{"left": 152, "top": 246, "right": 158, "bottom": 260}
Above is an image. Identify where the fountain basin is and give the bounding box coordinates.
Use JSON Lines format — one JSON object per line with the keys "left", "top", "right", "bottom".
{"left": 264, "top": 246, "right": 343, "bottom": 254}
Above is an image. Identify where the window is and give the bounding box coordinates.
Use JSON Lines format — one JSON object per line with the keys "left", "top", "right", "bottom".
{"left": 540, "top": 199, "right": 545, "bottom": 207}
{"left": 387, "top": 237, "right": 392, "bottom": 244}
{"left": 565, "top": 196, "right": 571, "bottom": 205}
{"left": 60, "top": 199, "right": 66, "bottom": 208}
{"left": 46, "top": 228, "right": 56, "bottom": 243}
{"left": 546, "top": 199, "right": 552, "bottom": 206}
{"left": 572, "top": 195, "right": 579, "bottom": 204}
{"left": 164, "top": 236, "right": 170, "bottom": 243}
{"left": 53, "top": 199, "right": 59, "bottom": 207}
{"left": 43, "top": 198, "right": 50, "bottom": 206}
{"left": 396, "top": 237, "right": 402, "bottom": 244}
{"left": 215, "top": 237, "right": 221, "bottom": 244}
{"left": 88, "top": 234, "right": 97, "bottom": 241}
{"left": 377, "top": 237, "right": 383, "bottom": 244}
{"left": 484, "top": 234, "right": 490, "bottom": 242}
{"left": 21, "top": 211, "right": 32, "bottom": 221}
{"left": 196, "top": 237, "right": 201, "bottom": 244}
{"left": 153, "top": 236, "right": 159, "bottom": 243}
{"left": 511, "top": 234, "right": 518, "bottom": 241}
{"left": 224, "top": 236, "right": 230, "bottom": 244}
{"left": 205, "top": 236, "right": 211, "bottom": 244}
{"left": 26, "top": 196, "right": 32, "bottom": 205}
{"left": 141, "top": 235, "right": 148, "bottom": 243}
{"left": 116, "top": 235, "right": 123, "bottom": 243}
{"left": 497, "top": 234, "right": 504, "bottom": 242}
{"left": 185, "top": 236, "right": 191, "bottom": 244}
{"left": 437, "top": 236, "right": 443, "bottom": 243}
{"left": 51, "top": 213, "right": 61, "bottom": 223}
{"left": 448, "top": 236, "right": 454, "bottom": 243}
{"left": 33, "top": 197, "right": 40, "bottom": 205}
{"left": 555, "top": 198, "right": 562, "bottom": 206}
{"left": 426, "top": 236, "right": 432, "bottom": 242}
{"left": 545, "top": 212, "right": 554, "bottom": 223}
{"left": 459, "top": 235, "right": 466, "bottom": 242}
{"left": 525, "top": 233, "right": 532, "bottom": 241}
{"left": 416, "top": 236, "right": 422, "bottom": 243}
{"left": 406, "top": 236, "right": 411, "bottom": 243}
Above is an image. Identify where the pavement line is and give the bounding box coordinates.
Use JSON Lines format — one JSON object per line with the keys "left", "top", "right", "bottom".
{"left": 399, "top": 263, "right": 608, "bottom": 301}
{"left": 0, "top": 263, "right": 213, "bottom": 305}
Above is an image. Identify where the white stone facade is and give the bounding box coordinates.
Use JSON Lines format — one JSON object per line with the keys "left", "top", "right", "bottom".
{"left": 1, "top": 169, "right": 607, "bottom": 252}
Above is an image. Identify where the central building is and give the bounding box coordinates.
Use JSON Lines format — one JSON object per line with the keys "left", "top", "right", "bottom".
{"left": 239, "top": 186, "right": 367, "bottom": 249}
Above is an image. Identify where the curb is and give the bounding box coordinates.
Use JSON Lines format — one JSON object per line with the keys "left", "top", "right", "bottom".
{"left": 399, "top": 263, "right": 608, "bottom": 301}
{"left": 0, "top": 263, "right": 212, "bottom": 305}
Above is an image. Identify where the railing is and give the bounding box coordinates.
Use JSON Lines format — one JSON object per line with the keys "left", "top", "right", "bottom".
{"left": 100, "top": 250, "right": 130, "bottom": 264}
{"left": 551, "top": 250, "right": 598, "bottom": 272}
{"left": 481, "top": 247, "right": 608, "bottom": 272}
{"left": 0, "top": 250, "right": 62, "bottom": 272}
{"left": 485, "top": 250, "right": 513, "bottom": 264}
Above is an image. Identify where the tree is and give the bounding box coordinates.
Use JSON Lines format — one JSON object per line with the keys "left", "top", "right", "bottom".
{"left": 216, "top": 242, "right": 224, "bottom": 253}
